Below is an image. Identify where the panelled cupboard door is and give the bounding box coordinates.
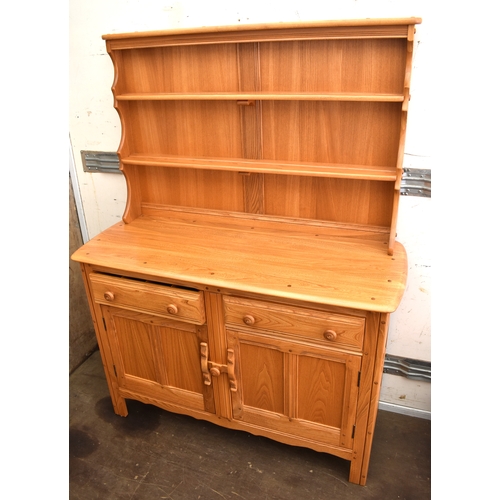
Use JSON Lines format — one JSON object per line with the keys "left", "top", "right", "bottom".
{"left": 226, "top": 328, "right": 361, "bottom": 451}
{"left": 101, "top": 305, "right": 216, "bottom": 415}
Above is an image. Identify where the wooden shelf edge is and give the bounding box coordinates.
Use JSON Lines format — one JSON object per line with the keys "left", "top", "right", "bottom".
{"left": 116, "top": 92, "right": 404, "bottom": 102}
{"left": 103, "top": 18, "right": 422, "bottom": 40}
{"left": 104, "top": 22, "right": 420, "bottom": 50}
{"left": 121, "top": 155, "right": 397, "bottom": 181}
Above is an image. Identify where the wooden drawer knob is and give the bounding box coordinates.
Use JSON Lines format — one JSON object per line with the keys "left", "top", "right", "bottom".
{"left": 167, "top": 304, "right": 179, "bottom": 315}
{"left": 243, "top": 314, "right": 255, "bottom": 326}
{"left": 323, "top": 330, "right": 337, "bottom": 341}
{"left": 104, "top": 291, "right": 115, "bottom": 302}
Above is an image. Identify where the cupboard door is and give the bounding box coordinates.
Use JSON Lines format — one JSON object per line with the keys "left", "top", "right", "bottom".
{"left": 227, "top": 329, "right": 361, "bottom": 451}
{"left": 102, "top": 305, "right": 215, "bottom": 414}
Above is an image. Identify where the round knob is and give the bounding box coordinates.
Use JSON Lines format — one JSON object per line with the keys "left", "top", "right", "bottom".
{"left": 243, "top": 314, "right": 255, "bottom": 326}
{"left": 167, "top": 304, "right": 178, "bottom": 315}
{"left": 210, "top": 367, "right": 221, "bottom": 377}
{"left": 323, "top": 330, "right": 337, "bottom": 341}
{"left": 104, "top": 291, "right": 115, "bottom": 302}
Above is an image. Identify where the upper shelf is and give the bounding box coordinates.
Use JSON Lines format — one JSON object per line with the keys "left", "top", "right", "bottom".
{"left": 115, "top": 92, "right": 405, "bottom": 103}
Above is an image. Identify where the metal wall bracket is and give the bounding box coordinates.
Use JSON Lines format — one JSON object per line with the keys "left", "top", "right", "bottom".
{"left": 81, "top": 151, "right": 121, "bottom": 173}
{"left": 401, "top": 168, "right": 431, "bottom": 198}
{"left": 383, "top": 355, "right": 431, "bottom": 382}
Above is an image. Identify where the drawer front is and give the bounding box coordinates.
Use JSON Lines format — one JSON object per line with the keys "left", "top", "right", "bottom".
{"left": 223, "top": 296, "right": 365, "bottom": 351}
{"left": 89, "top": 274, "right": 206, "bottom": 325}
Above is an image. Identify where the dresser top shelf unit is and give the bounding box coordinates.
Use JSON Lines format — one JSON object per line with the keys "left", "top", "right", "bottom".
{"left": 102, "top": 18, "right": 420, "bottom": 257}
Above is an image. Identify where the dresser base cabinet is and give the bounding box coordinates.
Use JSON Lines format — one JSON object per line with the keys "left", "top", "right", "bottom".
{"left": 72, "top": 18, "right": 420, "bottom": 486}
{"left": 78, "top": 256, "right": 395, "bottom": 486}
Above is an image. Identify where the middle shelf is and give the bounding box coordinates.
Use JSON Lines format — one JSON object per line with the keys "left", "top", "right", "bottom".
{"left": 120, "top": 154, "right": 398, "bottom": 181}
{"left": 117, "top": 98, "right": 402, "bottom": 181}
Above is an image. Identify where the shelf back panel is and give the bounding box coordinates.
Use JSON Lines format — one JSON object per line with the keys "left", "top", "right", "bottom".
{"left": 263, "top": 175, "right": 394, "bottom": 227}
{"left": 121, "top": 100, "right": 401, "bottom": 168}
{"left": 114, "top": 38, "right": 406, "bottom": 95}
{"left": 132, "top": 165, "right": 393, "bottom": 228}
{"left": 138, "top": 166, "right": 246, "bottom": 213}
{"left": 124, "top": 101, "right": 244, "bottom": 158}
{"left": 117, "top": 44, "right": 240, "bottom": 94}
{"left": 261, "top": 101, "right": 401, "bottom": 167}
{"left": 259, "top": 39, "right": 407, "bottom": 94}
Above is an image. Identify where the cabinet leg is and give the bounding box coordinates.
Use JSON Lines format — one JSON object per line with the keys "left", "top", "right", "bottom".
{"left": 110, "top": 393, "right": 128, "bottom": 417}
{"left": 102, "top": 369, "right": 128, "bottom": 416}
{"left": 97, "top": 352, "right": 128, "bottom": 416}
{"left": 348, "top": 457, "right": 365, "bottom": 485}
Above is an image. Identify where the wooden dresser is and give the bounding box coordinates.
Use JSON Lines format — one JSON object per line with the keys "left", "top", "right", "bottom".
{"left": 72, "top": 18, "right": 421, "bottom": 485}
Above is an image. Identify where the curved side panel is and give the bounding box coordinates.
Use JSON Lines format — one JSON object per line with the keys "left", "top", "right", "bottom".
{"left": 106, "top": 44, "right": 141, "bottom": 223}
{"left": 120, "top": 163, "right": 143, "bottom": 223}
{"left": 115, "top": 102, "right": 142, "bottom": 222}
{"left": 106, "top": 41, "right": 121, "bottom": 103}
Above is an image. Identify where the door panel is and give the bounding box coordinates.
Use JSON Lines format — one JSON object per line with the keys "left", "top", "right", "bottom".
{"left": 161, "top": 326, "right": 206, "bottom": 393}
{"left": 112, "top": 314, "right": 158, "bottom": 381}
{"left": 103, "top": 306, "right": 215, "bottom": 414}
{"left": 239, "top": 343, "right": 285, "bottom": 414}
{"left": 227, "top": 328, "right": 361, "bottom": 450}
{"left": 296, "top": 355, "right": 345, "bottom": 428}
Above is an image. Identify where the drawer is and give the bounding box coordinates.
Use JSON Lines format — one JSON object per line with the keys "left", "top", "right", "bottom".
{"left": 89, "top": 273, "right": 206, "bottom": 325}
{"left": 223, "top": 296, "right": 365, "bottom": 351}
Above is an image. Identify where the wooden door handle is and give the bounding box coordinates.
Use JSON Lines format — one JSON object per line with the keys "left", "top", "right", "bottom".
{"left": 200, "top": 342, "right": 212, "bottom": 386}
{"left": 104, "top": 291, "right": 115, "bottom": 302}
{"left": 227, "top": 349, "right": 237, "bottom": 392}
{"left": 200, "top": 343, "right": 237, "bottom": 392}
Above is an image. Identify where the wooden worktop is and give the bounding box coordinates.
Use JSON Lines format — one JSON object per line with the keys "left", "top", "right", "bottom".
{"left": 72, "top": 212, "right": 407, "bottom": 313}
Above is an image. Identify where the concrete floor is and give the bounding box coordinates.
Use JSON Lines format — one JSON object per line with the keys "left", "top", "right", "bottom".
{"left": 70, "top": 351, "right": 431, "bottom": 500}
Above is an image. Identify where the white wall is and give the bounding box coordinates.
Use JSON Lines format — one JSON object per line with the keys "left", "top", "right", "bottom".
{"left": 69, "top": 0, "right": 433, "bottom": 414}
